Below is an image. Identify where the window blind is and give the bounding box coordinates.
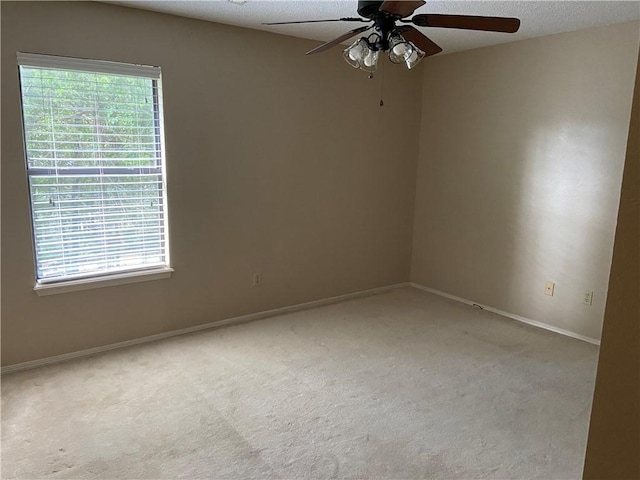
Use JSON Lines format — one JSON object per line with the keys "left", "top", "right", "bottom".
{"left": 18, "top": 54, "right": 170, "bottom": 283}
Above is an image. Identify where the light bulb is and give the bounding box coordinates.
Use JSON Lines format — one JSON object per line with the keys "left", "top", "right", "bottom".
{"left": 392, "top": 43, "right": 408, "bottom": 57}
{"left": 349, "top": 44, "right": 363, "bottom": 61}
{"left": 363, "top": 52, "right": 375, "bottom": 67}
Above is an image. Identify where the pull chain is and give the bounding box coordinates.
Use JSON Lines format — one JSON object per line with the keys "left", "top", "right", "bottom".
{"left": 379, "top": 58, "right": 385, "bottom": 107}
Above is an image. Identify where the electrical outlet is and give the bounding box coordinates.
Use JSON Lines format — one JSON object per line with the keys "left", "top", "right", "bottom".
{"left": 253, "top": 273, "right": 262, "bottom": 287}
{"left": 583, "top": 291, "right": 593, "bottom": 306}
{"left": 545, "top": 281, "right": 555, "bottom": 296}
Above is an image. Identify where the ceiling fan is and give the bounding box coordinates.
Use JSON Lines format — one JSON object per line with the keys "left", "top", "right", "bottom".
{"left": 264, "top": 1, "right": 520, "bottom": 72}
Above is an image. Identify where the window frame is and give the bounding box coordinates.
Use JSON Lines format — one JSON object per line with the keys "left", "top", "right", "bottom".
{"left": 17, "top": 53, "right": 173, "bottom": 295}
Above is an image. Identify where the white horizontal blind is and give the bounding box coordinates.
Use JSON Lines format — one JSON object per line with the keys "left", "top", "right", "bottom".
{"left": 18, "top": 54, "right": 170, "bottom": 283}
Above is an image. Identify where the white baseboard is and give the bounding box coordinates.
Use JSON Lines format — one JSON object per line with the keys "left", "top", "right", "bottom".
{"left": 410, "top": 282, "right": 600, "bottom": 346}
{"left": 2, "top": 282, "right": 410, "bottom": 375}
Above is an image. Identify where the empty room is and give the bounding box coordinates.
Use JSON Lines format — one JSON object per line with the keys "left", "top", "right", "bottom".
{"left": 1, "top": 1, "right": 639, "bottom": 479}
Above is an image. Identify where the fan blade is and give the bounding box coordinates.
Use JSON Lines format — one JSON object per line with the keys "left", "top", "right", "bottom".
{"left": 263, "top": 18, "right": 367, "bottom": 25}
{"left": 306, "top": 25, "right": 372, "bottom": 55}
{"left": 411, "top": 14, "right": 520, "bottom": 33}
{"left": 380, "top": 1, "right": 426, "bottom": 18}
{"left": 396, "top": 26, "right": 442, "bottom": 57}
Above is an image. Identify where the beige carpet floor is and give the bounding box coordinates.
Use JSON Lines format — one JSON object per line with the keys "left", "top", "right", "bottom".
{"left": 2, "top": 287, "right": 598, "bottom": 479}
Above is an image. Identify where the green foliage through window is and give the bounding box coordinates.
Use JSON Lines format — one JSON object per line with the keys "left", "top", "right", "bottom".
{"left": 19, "top": 57, "right": 169, "bottom": 282}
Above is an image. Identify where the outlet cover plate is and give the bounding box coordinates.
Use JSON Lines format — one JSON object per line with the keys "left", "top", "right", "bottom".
{"left": 545, "top": 281, "right": 555, "bottom": 296}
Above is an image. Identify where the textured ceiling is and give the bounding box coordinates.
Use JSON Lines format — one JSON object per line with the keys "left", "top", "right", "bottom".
{"left": 106, "top": 1, "right": 640, "bottom": 54}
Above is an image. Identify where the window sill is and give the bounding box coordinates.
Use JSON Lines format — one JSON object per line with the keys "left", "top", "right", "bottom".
{"left": 33, "top": 267, "right": 174, "bottom": 296}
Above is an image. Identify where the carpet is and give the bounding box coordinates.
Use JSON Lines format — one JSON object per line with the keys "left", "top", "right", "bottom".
{"left": 1, "top": 287, "right": 598, "bottom": 479}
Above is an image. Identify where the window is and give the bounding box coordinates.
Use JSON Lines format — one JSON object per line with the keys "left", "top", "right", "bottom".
{"left": 18, "top": 53, "right": 171, "bottom": 292}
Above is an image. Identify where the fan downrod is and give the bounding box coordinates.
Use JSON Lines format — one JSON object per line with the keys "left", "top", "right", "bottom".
{"left": 358, "top": 1, "right": 399, "bottom": 51}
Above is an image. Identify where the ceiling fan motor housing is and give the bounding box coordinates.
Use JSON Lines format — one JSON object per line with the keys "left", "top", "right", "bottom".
{"left": 357, "top": 1, "right": 386, "bottom": 19}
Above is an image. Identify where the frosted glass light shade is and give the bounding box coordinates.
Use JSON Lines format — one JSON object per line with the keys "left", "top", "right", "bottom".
{"left": 343, "top": 39, "right": 368, "bottom": 69}
{"left": 343, "top": 38, "right": 378, "bottom": 72}
{"left": 388, "top": 34, "right": 426, "bottom": 69}
{"left": 389, "top": 35, "right": 413, "bottom": 64}
{"left": 405, "top": 44, "right": 425, "bottom": 69}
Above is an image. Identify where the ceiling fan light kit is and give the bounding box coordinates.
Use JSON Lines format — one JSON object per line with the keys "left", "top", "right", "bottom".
{"left": 264, "top": 0, "right": 520, "bottom": 74}
{"left": 342, "top": 31, "right": 425, "bottom": 72}
{"left": 388, "top": 34, "right": 425, "bottom": 69}
{"left": 343, "top": 37, "right": 380, "bottom": 72}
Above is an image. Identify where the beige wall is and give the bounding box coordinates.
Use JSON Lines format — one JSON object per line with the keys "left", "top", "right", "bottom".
{"left": 1, "top": 2, "right": 422, "bottom": 366}
{"left": 583, "top": 48, "right": 640, "bottom": 480}
{"left": 411, "top": 23, "right": 639, "bottom": 341}
{"left": 2, "top": 2, "right": 638, "bottom": 367}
